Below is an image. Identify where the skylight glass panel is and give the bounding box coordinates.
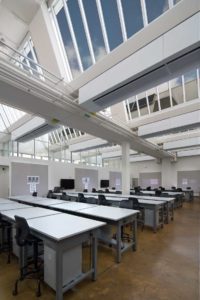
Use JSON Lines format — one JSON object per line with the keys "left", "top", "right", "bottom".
{"left": 100, "top": 0, "right": 123, "bottom": 51}
{"left": 145, "top": 0, "right": 169, "bottom": 23}
{"left": 121, "top": 0, "right": 144, "bottom": 38}
{"left": 56, "top": 6, "right": 81, "bottom": 78}
{"left": 67, "top": 0, "right": 93, "bottom": 70}
{"left": 82, "top": 0, "right": 106, "bottom": 61}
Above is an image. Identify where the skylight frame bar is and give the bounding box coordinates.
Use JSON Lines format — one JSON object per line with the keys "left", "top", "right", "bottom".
{"left": 140, "top": 0, "right": 148, "bottom": 26}
{"left": 196, "top": 68, "right": 200, "bottom": 98}
{"left": 116, "top": 0, "right": 127, "bottom": 42}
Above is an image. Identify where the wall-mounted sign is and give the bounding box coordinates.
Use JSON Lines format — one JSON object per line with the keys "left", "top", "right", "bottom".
{"left": 27, "top": 176, "right": 40, "bottom": 193}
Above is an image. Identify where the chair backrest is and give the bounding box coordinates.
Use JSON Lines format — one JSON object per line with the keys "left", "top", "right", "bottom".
{"left": 98, "top": 194, "right": 106, "bottom": 205}
{"left": 171, "top": 186, "right": 176, "bottom": 190}
{"left": 120, "top": 199, "right": 134, "bottom": 209}
{"left": 78, "top": 193, "right": 86, "bottom": 203}
{"left": 111, "top": 187, "right": 116, "bottom": 190}
{"left": 32, "top": 192, "right": 37, "bottom": 197}
{"left": 92, "top": 188, "right": 96, "bottom": 193}
{"left": 155, "top": 190, "right": 162, "bottom": 196}
{"left": 14, "top": 215, "right": 30, "bottom": 247}
{"left": 146, "top": 186, "right": 151, "bottom": 191}
{"left": 54, "top": 186, "right": 61, "bottom": 193}
{"left": 83, "top": 189, "right": 88, "bottom": 192}
{"left": 186, "top": 187, "right": 191, "bottom": 190}
{"left": 61, "top": 194, "right": 70, "bottom": 201}
{"left": 115, "top": 190, "right": 122, "bottom": 194}
{"left": 176, "top": 188, "right": 182, "bottom": 192}
{"left": 47, "top": 190, "right": 53, "bottom": 198}
{"left": 105, "top": 188, "right": 110, "bottom": 193}
{"left": 128, "top": 197, "right": 140, "bottom": 209}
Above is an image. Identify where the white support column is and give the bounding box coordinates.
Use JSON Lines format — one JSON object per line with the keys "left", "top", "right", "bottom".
{"left": 121, "top": 142, "right": 130, "bottom": 194}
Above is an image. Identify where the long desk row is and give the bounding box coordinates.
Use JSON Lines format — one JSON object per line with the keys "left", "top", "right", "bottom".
{"left": 66, "top": 192, "right": 175, "bottom": 231}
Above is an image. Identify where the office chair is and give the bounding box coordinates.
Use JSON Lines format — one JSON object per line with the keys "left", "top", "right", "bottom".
{"left": 13, "top": 216, "right": 43, "bottom": 297}
{"left": 128, "top": 198, "right": 145, "bottom": 230}
{"left": 53, "top": 186, "right": 61, "bottom": 193}
{"left": 46, "top": 190, "right": 56, "bottom": 199}
{"left": 0, "top": 213, "right": 12, "bottom": 264}
{"left": 61, "top": 193, "right": 70, "bottom": 201}
{"left": 105, "top": 188, "right": 110, "bottom": 193}
{"left": 186, "top": 187, "right": 191, "bottom": 190}
{"left": 146, "top": 186, "right": 151, "bottom": 191}
{"left": 98, "top": 194, "right": 110, "bottom": 206}
{"left": 111, "top": 187, "right": 116, "bottom": 190}
{"left": 171, "top": 186, "right": 176, "bottom": 190}
{"left": 83, "top": 189, "right": 88, "bottom": 192}
{"left": 92, "top": 188, "right": 96, "bottom": 193}
{"left": 176, "top": 188, "right": 182, "bottom": 192}
{"left": 78, "top": 193, "right": 86, "bottom": 203}
{"left": 115, "top": 190, "right": 122, "bottom": 194}
{"left": 32, "top": 192, "right": 37, "bottom": 197}
{"left": 155, "top": 190, "right": 162, "bottom": 196}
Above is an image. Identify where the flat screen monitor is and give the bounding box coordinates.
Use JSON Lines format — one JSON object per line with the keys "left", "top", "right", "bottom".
{"left": 100, "top": 180, "right": 109, "bottom": 188}
{"left": 60, "top": 179, "right": 75, "bottom": 189}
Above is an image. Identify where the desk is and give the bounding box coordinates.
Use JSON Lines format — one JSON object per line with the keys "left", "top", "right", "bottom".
{"left": 49, "top": 203, "right": 138, "bottom": 263}
{"left": 0, "top": 202, "right": 30, "bottom": 211}
{"left": 10, "top": 195, "right": 66, "bottom": 208}
{"left": 0, "top": 198, "right": 13, "bottom": 204}
{"left": 3, "top": 209, "right": 105, "bottom": 300}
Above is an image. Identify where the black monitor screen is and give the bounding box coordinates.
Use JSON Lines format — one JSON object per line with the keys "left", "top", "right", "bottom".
{"left": 60, "top": 179, "right": 75, "bottom": 189}
{"left": 100, "top": 180, "right": 109, "bottom": 188}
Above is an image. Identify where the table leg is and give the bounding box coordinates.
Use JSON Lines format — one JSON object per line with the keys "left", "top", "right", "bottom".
{"left": 91, "top": 234, "right": 97, "bottom": 281}
{"left": 153, "top": 208, "right": 157, "bottom": 233}
{"left": 116, "top": 223, "right": 122, "bottom": 263}
{"left": 132, "top": 218, "right": 137, "bottom": 251}
{"left": 55, "top": 247, "right": 63, "bottom": 300}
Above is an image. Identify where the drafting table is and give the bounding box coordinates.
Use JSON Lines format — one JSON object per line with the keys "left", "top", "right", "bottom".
{"left": 10, "top": 195, "right": 66, "bottom": 208}
{"left": 49, "top": 203, "right": 138, "bottom": 263}
{"left": 2, "top": 209, "right": 105, "bottom": 300}
{"left": 0, "top": 198, "right": 14, "bottom": 204}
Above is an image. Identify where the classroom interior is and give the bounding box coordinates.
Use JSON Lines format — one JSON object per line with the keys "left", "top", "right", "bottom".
{"left": 0, "top": 0, "right": 199, "bottom": 299}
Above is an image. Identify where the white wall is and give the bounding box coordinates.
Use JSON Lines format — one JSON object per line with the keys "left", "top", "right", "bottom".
{"left": 130, "top": 156, "right": 200, "bottom": 193}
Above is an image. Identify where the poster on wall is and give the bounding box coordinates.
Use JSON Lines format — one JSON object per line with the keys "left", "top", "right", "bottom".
{"left": 82, "top": 177, "right": 90, "bottom": 189}
{"left": 27, "top": 176, "right": 40, "bottom": 193}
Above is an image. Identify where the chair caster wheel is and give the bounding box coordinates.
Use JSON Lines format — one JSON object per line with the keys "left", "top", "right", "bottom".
{"left": 12, "top": 290, "right": 18, "bottom": 296}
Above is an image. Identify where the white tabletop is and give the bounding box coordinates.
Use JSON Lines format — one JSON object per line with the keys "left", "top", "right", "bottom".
{"left": 0, "top": 198, "right": 13, "bottom": 204}
{"left": 75, "top": 206, "right": 138, "bottom": 221}
{"left": 138, "top": 200, "right": 164, "bottom": 205}
{"left": 0, "top": 203, "right": 31, "bottom": 211}
{"left": 27, "top": 213, "right": 106, "bottom": 241}
{"left": 135, "top": 195, "right": 174, "bottom": 202}
{"left": 10, "top": 195, "right": 66, "bottom": 206}
{"left": 140, "top": 190, "right": 183, "bottom": 195}
{"left": 50, "top": 202, "right": 99, "bottom": 211}
{"left": 2, "top": 207, "right": 61, "bottom": 221}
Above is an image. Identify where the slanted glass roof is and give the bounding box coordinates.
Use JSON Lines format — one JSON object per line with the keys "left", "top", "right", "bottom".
{"left": 0, "top": 104, "right": 25, "bottom": 132}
